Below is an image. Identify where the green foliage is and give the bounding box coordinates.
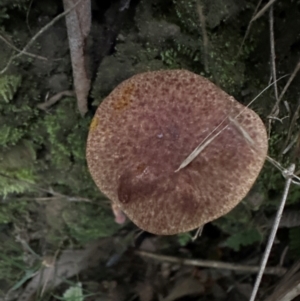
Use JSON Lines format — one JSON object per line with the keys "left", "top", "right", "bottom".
{"left": 289, "top": 227, "right": 300, "bottom": 258}
{"left": 224, "top": 228, "right": 263, "bottom": 252}
{"left": 0, "top": 234, "right": 26, "bottom": 293}
{"left": 213, "top": 203, "right": 252, "bottom": 235}
{"left": 0, "top": 124, "right": 24, "bottom": 147}
{"left": 173, "top": 0, "right": 199, "bottom": 33}
{"left": 0, "top": 140, "right": 36, "bottom": 196}
{"left": 0, "top": 199, "right": 28, "bottom": 224}
{"left": 0, "top": 7, "right": 9, "bottom": 24}
{"left": 61, "top": 283, "right": 84, "bottom": 301}
{"left": 39, "top": 97, "right": 89, "bottom": 169}
{"left": 177, "top": 232, "right": 193, "bottom": 246}
{"left": 0, "top": 168, "right": 35, "bottom": 196}
{"left": 62, "top": 203, "right": 120, "bottom": 244}
{"left": 0, "top": 74, "right": 21, "bottom": 103}
{"left": 0, "top": 0, "right": 31, "bottom": 11}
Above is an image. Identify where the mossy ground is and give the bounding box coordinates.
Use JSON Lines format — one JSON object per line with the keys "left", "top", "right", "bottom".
{"left": 0, "top": 0, "right": 300, "bottom": 298}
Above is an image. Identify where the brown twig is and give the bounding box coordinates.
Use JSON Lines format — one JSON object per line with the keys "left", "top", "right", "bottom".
{"left": 0, "top": 0, "right": 84, "bottom": 75}
{"left": 37, "top": 90, "right": 75, "bottom": 110}
{"left": 0, "top": 33, "right": 48, "bottom": 61}
{"left": 136, "top": 250, "right": 287, "bottom": 276}
{"left": 278, "top": 60, "right": 300, "bottom": 103}
{"left": 238, "top": 0, "right": 262, "bottom": 56}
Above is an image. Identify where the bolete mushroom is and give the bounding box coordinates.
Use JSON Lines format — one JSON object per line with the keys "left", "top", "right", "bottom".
{"left": 86, "top": 70, "right": 268, "bottom": 235}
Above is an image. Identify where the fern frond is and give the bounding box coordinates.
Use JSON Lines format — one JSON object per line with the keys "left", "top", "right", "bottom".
{"left": 224, "top": 228, "right": 263, "bottom": 252}
{"left": 0, "top": 75, "right": 21, "bottom": 103}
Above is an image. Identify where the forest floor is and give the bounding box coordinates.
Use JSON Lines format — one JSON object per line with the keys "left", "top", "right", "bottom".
{"left": 0, "top": 0, "right": 300, "bottom": 300}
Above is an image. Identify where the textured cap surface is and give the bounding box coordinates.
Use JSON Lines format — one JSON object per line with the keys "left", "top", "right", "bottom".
{"left": 86, "top": 70, "right": 268, "bottom": 235}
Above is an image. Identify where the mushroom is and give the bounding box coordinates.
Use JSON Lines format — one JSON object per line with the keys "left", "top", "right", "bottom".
{"left": 86, "top": 70, "right": 268, "bottom": 235}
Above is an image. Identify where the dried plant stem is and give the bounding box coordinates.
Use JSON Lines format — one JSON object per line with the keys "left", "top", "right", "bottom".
{"left": 278, "top": 60, "right": 300, "bottom": 102}
{"left": 249, "top": 164, "right": 295, "bottom": 301}
{"left": 177, "top": 75, "right": 288, "bottom": 172}
{"left": 136, "top": 250, "right": 287, "bottom": 276}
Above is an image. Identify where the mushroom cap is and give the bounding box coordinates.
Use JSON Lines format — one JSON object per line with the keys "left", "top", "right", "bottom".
{"left": 86, "top": 70, "right": 268, "bottom": 235}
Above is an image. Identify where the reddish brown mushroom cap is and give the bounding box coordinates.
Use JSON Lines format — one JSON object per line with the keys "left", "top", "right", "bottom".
{"left": 86, "top": 70, "right": 268, "bottom": 235}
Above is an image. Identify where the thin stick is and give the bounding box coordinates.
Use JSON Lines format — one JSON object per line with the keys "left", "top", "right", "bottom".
{"left": 0, "top": 0, "right": 84, "bottom": 74}
{"left": 136, "top": 250, "right": 287, "bottom": 276}
{"left": 37, "top": 90, "right": 75, "bottom": 110}
{"left": 192, "top": 225, "right": 203, "bottom": 241}
{"left": 249, "top": 164, "right": 295, "bottom": 301}
{"left": 269, "top": 6, "right": 278, "bottom": 103}
{"left": 238, "top": 0, "right": 263, "bottom": 56}
{"left": 251, "top": 0, "right": 277, "bottom": 22}
{"left": 0, "top": 33, "right": 47, "bottom": 61}
{"left": 278, "top": 60, "right": 300, "bottom": 102}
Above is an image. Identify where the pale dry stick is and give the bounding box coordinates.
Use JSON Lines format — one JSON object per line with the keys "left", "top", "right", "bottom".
{"left": 175, "top": 118, "right": 228, "bottom": 171}
{"left": 0, "top": 0, "right": 84, "bottom": 75}
{"left": 279, "top": 246, "right": 289, "bottom": 267}
{"left": 37, "top": 90, "right": 75, "bottom": 110}
{"left": 269, "top": 6, "right": 279, "bottom": 104}
{"left": 266, "top": 156, "right": 300, "bottom": 185}
{"left": 136, "top": 250, "right": 287, "bottom": 276}
{"left": 249, "top": 163, "right": 295, "bottom": 301}
{"left": 268, "top": 4, "right": 279, "bottom": 138}
{"left": 26, "top": 0, "right": 34, "bottom": 34}
{"left": 238, "top": 0, "right": 262, "bottom": 56}
{"left": 192, "top": 225, "right": 203, "bottom": 241}
{"left": 196, "top": 1, "right": 209, "bottom": 73}
{"left": 176, "top": 75, "right": 289, "bottom": 172}
{"left": 270, "top": 60, "right": 300, "bottom": 115}
{"left": 0, "top": 34, "right": 47, "bottom": 61}
{"left": 251, "top": 0, "right": 277, "bottom": 22}
{"left": 228, "top": 117, "right": 255, "bottom": 146}
{"left": 278, "top": 60, "right": 300, "bottom": 102}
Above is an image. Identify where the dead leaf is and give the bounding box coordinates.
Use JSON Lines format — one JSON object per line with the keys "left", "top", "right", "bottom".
{"left": 17, "top": 238, "right": 114, "bottom": 301}
{"left": 160, "top": 277, "right": 204, "bottom": 301}
{"left": 135, "top": 281, "right": 154, "bottom": 301}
